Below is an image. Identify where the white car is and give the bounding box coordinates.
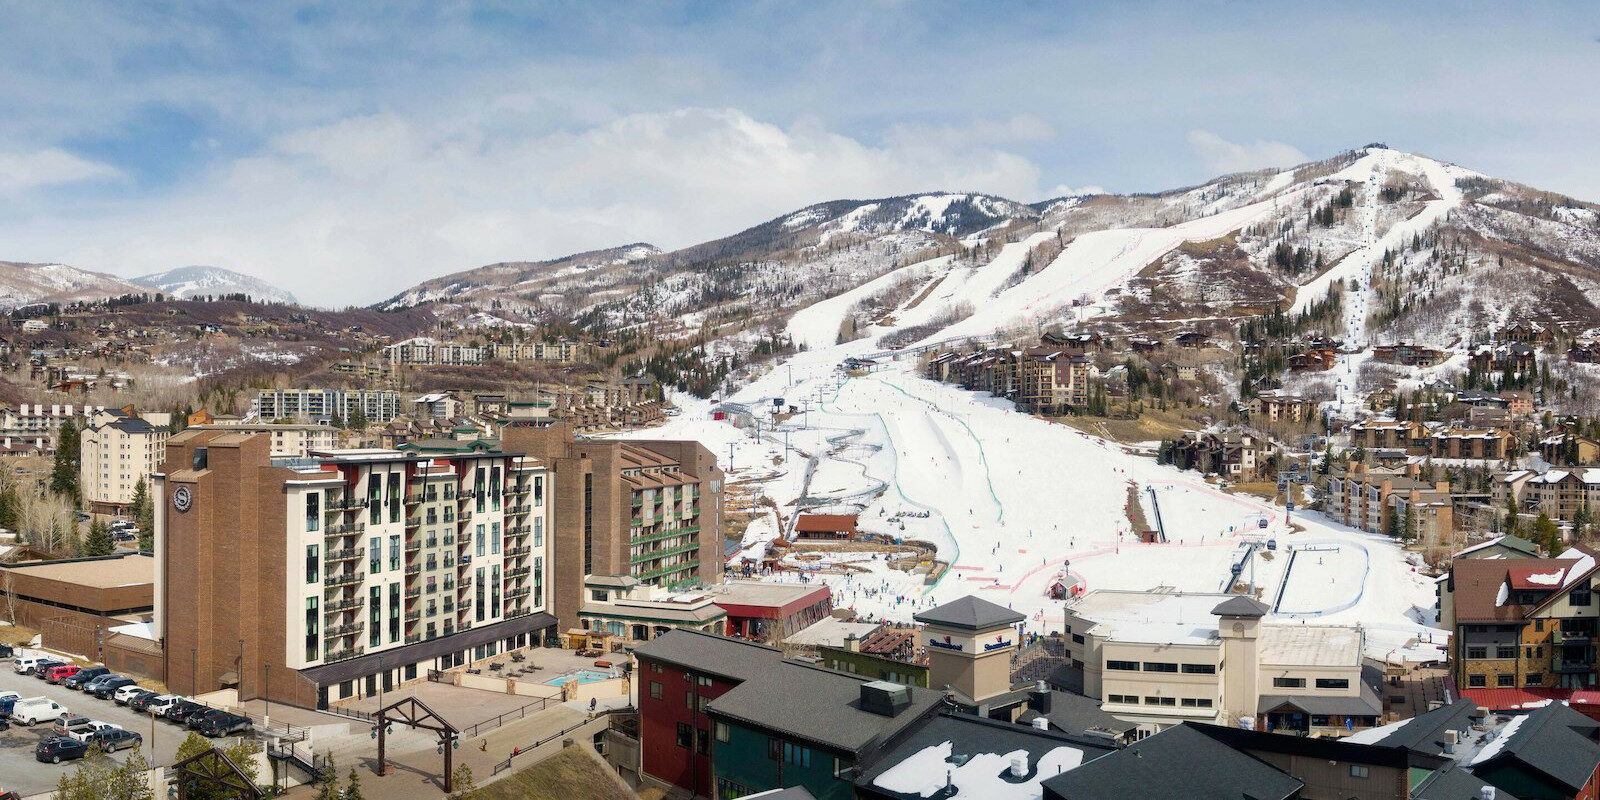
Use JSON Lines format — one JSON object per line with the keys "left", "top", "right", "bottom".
{"left": 112, "top": 685, "right": 146, "bottom": 705}
{"left": 0, "top": 690, "right": 20, "bottom": 702}
{"left": 10, "top": 697, "right": 66, "bottom": 725}
{"left": 12, "top": 656, "right": 42, "bottom": 674}
{"left": 145, "top": 695, "right": 181, "bottom": 715}
{"left": 68, "top": 720, "right": 124, "bottom": 742}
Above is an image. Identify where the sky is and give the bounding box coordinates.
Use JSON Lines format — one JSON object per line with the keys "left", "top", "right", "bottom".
{"left": 0, "top": 2, "right": 1597, "bottom": 307}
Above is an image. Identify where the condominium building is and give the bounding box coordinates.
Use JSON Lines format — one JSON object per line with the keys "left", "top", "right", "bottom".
{"left": 1497, "top": 468, "right": 1600, "bottom": 527}
{"left": 186, "top": 422, "right": 340, "bottom": 457}
{"left": 1325, "top": 461, "right": 1454, "bottom": 544}
{"left": 382, "top": 337, "right": 486, "bottom": 366}
{"left": 80, "top": 416, "right": 169, "bottom": 516}
{"left": 0, "top": 402, "right": 107, "bottom": 452}
{"left": 1440, "top": 554, "right": 1600, "bottom": 694}
{"left": 153, "top": 430, "right": 553, "bottom": 709}
{"left": 1063, "top": 591, "right": 1378, "bottom": 737}
{"left": 251, "top": 389, "right": 401, "bottom": 425}
{"left": 502, "top": 422, "right": 722, "bottom": 628}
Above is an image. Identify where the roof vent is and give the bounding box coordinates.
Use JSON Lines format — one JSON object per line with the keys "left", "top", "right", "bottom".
{"left": 1032, "top": 717, "right": 1050, "bottom": 731}
{"left": 1009, "top": 753, "right": 1028, "bottom": 778}
{"left": 1480, "top": 788, "right": 1496, "bottom": 800}
{"left": 859, "top": 680, "right": 911, "bottom": 717}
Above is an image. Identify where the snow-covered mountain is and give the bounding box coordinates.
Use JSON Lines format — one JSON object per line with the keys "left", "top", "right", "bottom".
{"left": 0, "top": 261, "right": 149, "bottom": 310}
{"left": 130, "top": 265, "right": 298, "bottom": 304}
{"left": 378, "top": 243, "right": 660, "bottom": 313}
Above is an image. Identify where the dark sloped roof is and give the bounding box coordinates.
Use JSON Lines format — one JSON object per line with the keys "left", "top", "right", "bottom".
{"left": 1411, "top": 761, "right": 1518, "bottom": 800}
{"left": 1257, "top": 682, "right": 1383, "bottom": 717}
{"left": 1018, "top": 690, "right": 1137, "bottom": 737}
{"left": 857, "top": 711, "right": 1116, "bottom": 800}
{"left": 706, "top": 660, "right": 943, "bottom": 755}
{"left": 1041, "top": 724, "right": 1302, "bottom": 800}
{"left": 1349, "top": 698, "right": 1480, "bottom": 756}
{"left": 1479, "top": 703, "right": 1600, "bottom": 793}
{"left": 1187, "top": 722, "right": 1432, "bottom": 770}
{"left": 109, "top": 417, "right": 156, "bottom": 434}
{"left": 745, "top": 788, "right": 818, "bottom": 799}
{"left": 913, "top": 595, "right": 1025, "bottom": 631}
{"left": 1211, "top": 595, "right": 1270, "bottom": 618}
{"left": 630, "top": 628, "right": 779, "bottom": 683}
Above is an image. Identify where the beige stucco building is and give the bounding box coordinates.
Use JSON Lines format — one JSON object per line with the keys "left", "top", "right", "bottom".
{"left": 81, "top": 415, "right": 170, "bottom": 516}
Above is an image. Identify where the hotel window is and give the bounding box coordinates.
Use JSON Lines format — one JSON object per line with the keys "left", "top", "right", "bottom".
{"left": 368, "top": 586, "right": 382, "bottom": 647}
{"left": 389, "top": 535, "right": 401, "bottom": 571}
{"left": 369, "top": 538, "right": 382, "bottom": 573}
{"left": 1314, "top": 678, "right": 1349, "bottom": 689}
{"left": 1497, "top": 674, "right": 1515, "bottom": 687}
{"left": 491, "top": 522, "right": 501, "bottom": 554}
{"left": 1496, "top": 645, "right": 1517, "bottom": 659}
{"left": 388, "top": 583, "right": 401, "bottom": 643}
{"left": 476, "top": 525, "right": 486, "bottom": 557}
{"left": 306, "top": 545, "right": 319, "bottom": 584}
{"left": 1469, "top": 674, "right": 1486, "bottom": 687}
{"left": 305, "top": 598, "right": 319, "bottom": 661}
{"left": 649, "top": 682, "right": 662, "bottom": 700}
{"left": 1466, "top": 646, "right": 1488, "bottom": 660}
{"left": 1143, "top": 662, "right": 1178, "bottom": 673}
{"left": 475, "top": 467, "right": 486, "bottom": 513}
{"left": 491, "top": 565, "right": 501, "bottom": 617}
{"left": 490, "top": 466, "right": 501, "bottom": 510}
{"left": 533, "top": 518, "right": 544, "bottom": 547}
{"left": 388, "top": 474, "right": 401, "bottom": 523}
{"left": 715, "top": 721, "right": 729, "bottom": 742}
{"left": 1527, "top": 673, "right": 1543, "bottom": 685}
{"left": 676, "top": 723, "right": 692, "bottom": 748}
{"left": 368, "top": 480, "right": 382, "bottom": 524}
{"left": 1272, "top": 677, "right": 1306, "bottom": 688}
{"left": 696, "top": 728, "right": 708, "bottom": 755}
{"left": 534, "top": 476, "right": 544, "bottom": 506}
{"left": 1107, "top": 660, "right": 1140, "bottom": 671}
{"left": 476, "top": 566, "right": 486, "bottom": 622}
{"left": 1349, "top": 765, "right": 1369, "bottom": 779}
{"left": 1181, "top": 663, "right": 1216, "bottom": 674}
{"left": 306, "top": 493, "right": 320, "bottom": 532}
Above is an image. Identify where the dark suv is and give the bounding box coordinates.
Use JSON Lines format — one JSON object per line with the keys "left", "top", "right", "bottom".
{"left": 198, "top": 712, "right": 253, "bottom": 738}
{"left": 35, "top": 736, "right": 88, "bottom": 764}
{"left": 89, "top": 676, "right": 134, "bottom": 700}
{"left": 63, "top": 667, "right": 109, "bottom": 690}
{"left": 165, "top": 700, "right": 206, "bottom": 723}
{"left": 89, "top": 727, "right": 143, "bottom": 752}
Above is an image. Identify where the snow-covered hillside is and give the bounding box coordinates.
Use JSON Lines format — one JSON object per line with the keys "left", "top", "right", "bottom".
{"left": 0, "top": 261, "right": 148, "bottom": 310}
{"left": 132, "top": 265, "right": 299, "bottom": 304}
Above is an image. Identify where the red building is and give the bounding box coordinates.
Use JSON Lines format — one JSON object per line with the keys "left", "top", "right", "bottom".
{"left": 634, "top": 631, "right": 778, "bottom": 798}
{"left": 794, "top": 513, "right": 859, "bottom": 540}
{"left": 712, "top": 580, "right": 833, "bottom": 644}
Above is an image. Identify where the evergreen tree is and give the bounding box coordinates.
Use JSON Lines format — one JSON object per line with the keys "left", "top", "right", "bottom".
{"left": 132, "top": 477, "right": 154, "bottom": 551}
{"left": 447, "top": 763, "right": 479, "bottom": 800}
{"left": 345, "top": 767, "right": 365, "bottom": 800}
{"left": 1401, "top": 504, "right": 1416, "bottom": 542}
{"left": 1533, "top": 513, "right": 1562, "bottom": 556}
{"left": 1504, "top": 495, "right": 1522, "bottom": 539}
{"left": 348, "top": 407, "right": 368, "bottom": 431}
{"left": 83, "top": 520, "right": 114, "bottom": 557}
{"left": 50, "top": 419, "right": 81, "bottom": 502}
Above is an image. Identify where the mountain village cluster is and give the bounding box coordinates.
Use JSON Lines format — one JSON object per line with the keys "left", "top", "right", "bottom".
{"left": 2, "top": 145, "right": 1600, "bottom": 800}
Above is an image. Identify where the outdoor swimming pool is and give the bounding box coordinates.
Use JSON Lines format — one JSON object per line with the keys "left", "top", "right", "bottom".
{"left": 544, "top": 669, "right": 615, "bottom": 686}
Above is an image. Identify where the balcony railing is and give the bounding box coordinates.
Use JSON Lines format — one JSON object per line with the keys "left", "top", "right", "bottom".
{"left": 504, "top": 546, "right": 532, "bottom": 558}
{"left": 506, "top": 565, "right": 532, "bottom": 579}
{"left": 405, "top": 518, "right": 423, "bottom": 530}
{"left": 636, "top": 559, "right": 699, "bottom": 583}
{"left": 325, "top": 597, "right": 363, "bottom": 614}
{"left": 326, "top": 547, "right": 365, "bottom": 562}
{"left": 458, "top": 577, "right": 474, "bottom": 590}
{"left": 324, "top": 645, "right": 365, "bottom": 664}
{"left": 507, "top": 586, "right": 530, "bottom": 600}
{"left": 1554, "top": 630, "right": 1594, "bottom": 645}
{"left": 632, "top": 541, "right": 699, "bottom": 565}
{"left": 404, "top": 609, "right": 422, "bottom": 622}
{"left": 404, "top": 587, "right": 421, "bottom": 599}
{"left": 325, "top": 522, "right": 366, "bottom": 536}
{"left": 404, "top": 564, "right": 422, "bottom": 576}
{"left": 405, "top": 540, "right": 422, "bottom": 554}
{"left": 404, "top": 634, "right": 421, "bottom": 645}
{"left": 323, "top": 572, "right": 362, "bottom": 588}
{"left": 324, "top": 622, "right": 362, "bottom": 638}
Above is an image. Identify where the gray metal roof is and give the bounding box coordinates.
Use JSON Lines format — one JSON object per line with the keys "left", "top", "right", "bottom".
{"left": 630, "top": 628, "right": 782, "bottom": 683}
{"left": 705, "top": 660, "right": 943, "bottom": 755}
{"left": 1477, "top": 702, "right": 1600, "bottom": 793}
{"left": 1352, "top": 698, "right": 1480, "bottom": 756}
{"left": 857, "top": 711, "right": 1116, "bottom": 800}
{"left": 1210, "top": 595, "right": 1270, "bottom": 618}
{"left": 913, "top": 595, "right": 1025, "bottom": 631}
{"left": 1041, "top": 724, "right": 1302, "bottom": 800}
{"left": 1018, "top": 690, "right": 1137, "bottom": 737}
{"left": 1411, "top": 761, "right": 1518, "bottom": 800}
{"left": 1257, "top": 683, "right": 1383, "bottom": 717}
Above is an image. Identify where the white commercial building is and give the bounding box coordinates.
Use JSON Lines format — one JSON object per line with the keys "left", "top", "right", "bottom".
{"left": 251, "top": 389, "right": 401, "bottom": 426}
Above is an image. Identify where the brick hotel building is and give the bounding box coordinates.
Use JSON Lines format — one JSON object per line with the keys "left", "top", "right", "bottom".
{"left": 153, "top": 429, "right": 555, "bottom": 708}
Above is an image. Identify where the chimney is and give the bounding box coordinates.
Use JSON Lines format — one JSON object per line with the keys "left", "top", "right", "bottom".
{"left": 844, "top": 633, "right": 861, "bottom": 653}
{"left": 1029, "top": 681, "right": 1051, "bottom": 713}
{"left": 1406, "top": 463, "right": 1420, "bottom": 478}
{"left": 859, "top": 681, "right": 911, "bottom": 717}
{"left": 1009, "top": 753, "right": 1028, "bottom": 779}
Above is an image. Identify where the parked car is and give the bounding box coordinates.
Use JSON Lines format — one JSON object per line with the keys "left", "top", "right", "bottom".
{"left": 64, "top": 667, "right": 109, "bottom": 690}
{"left": 0, "top": 697, "right": 18, "bottom": 719}
{"left": 10, "top": 698, "right": 66, "bottom": 725}
{"left": 3, "top": 789, "right": 22, "bottom": 800}
{"left": 164, "top": 700, "right": 206, "bottom": 723}
{"left": 35, "top": 736, "right": 88, "bottom": 764}
{"left": 69, "top": 721, "right": 122, "bottom": 743}
{"left": 125, "top": 690, "right": 160, "bottom": 711}
{"left": 186, "top": 708, "right": 232, "bottom": 732}
{"left": 198, "top": 712, "right": 253, "bottom": 738}
{"left": 0, "top": 643, "right": 12, "bottom": 657}
{"left": 88, "top": 727, "right": 142, "bottom": 753}
{"left": 44, "top": 665, "right": 81, "bottom": 684}
{"left": 12, "top": 656, "right": 42, "bottom": 674}
{"left": 53, "top": 714, "right": 93, "bottom": 737}
{"left": 0, "top": 691, "right": 20, "bottom": 703}
{"left": 112, "top": 685, "right": 146, "bottom": 705}
{"left": 89, "top": 676, "right": 135, "bottom": 700}
{"left": 31, "top": 659, "right": 65, "bottom": 677}
{"left": 145, "top": 695, "right": 182, "bottom": 716}
{"left": 81, "top": 674, "right": 117, "bottom": 695}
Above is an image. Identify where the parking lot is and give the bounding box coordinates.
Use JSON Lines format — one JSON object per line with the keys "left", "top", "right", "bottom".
{"left": 0, "top": 665, "right": 242, "bottom": 797}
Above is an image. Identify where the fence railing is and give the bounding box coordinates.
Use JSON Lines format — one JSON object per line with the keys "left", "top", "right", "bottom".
{"left": 459, "top": 695, "right": 557, "bottom": 738}
{"left": 490, "top": 708, "right": 624, "bottom": 775}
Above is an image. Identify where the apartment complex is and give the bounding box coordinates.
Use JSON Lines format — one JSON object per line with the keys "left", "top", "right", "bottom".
{"left": 1246, "top": 390, "right": 1320, "bottom": 425}
{"left": 927, "top": 345, "right": 1095, "bottom": 413}
{"left": 1348, "top": 419, "right": 1516, "bottom": 461}
{"left": 1440, "top": 553, "right": 1600, "bottom": 694}
{"left": 0, "top": 402, "right": 107, "bottom": 452}
{"left": 1063, "top": 591, "right": 1378, "bottom": 736}
{"left": 80, "top": 415, "right": 170, "bottom": 516}
{"left": 1497, "top": 467, "right": 1600, "bottom": 527}
{"left": 502, "top": 423, "right": 722, "bottom": 628}
{"left": 153, "top": 429, "right": 553, "bottom": 709}
{"left": 186, "top": 422, "right": 340, "bottom": 457}
{"left": 382, "top": 336, "right": 579, "bottom": 366}
{"left": 1168, "top": 430, "right": 1276, "bottom": 482}
{"left": 1325, "top": 462, "right": 1454, "bottom": 545}
{"left": 251, "top": 388, "right": 401, "bottom": 425}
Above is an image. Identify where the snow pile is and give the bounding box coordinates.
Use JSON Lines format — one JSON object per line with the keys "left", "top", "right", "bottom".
{"left": 870, "top": 741, "right": 1084, "bottom": 799}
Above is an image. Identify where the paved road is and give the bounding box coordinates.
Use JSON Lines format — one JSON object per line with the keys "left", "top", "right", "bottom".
{"left": 0, "top": 667, "right": 238, "bottom": 797}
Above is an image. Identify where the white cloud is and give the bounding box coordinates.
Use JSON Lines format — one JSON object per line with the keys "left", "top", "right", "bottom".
{"left": 10, "top": 107, "right": 1050, "bottom": 306}
{"left": 1044, "top": 183, "right": 1107, "bottom": 198}
{"left": 0, "top": 148, "right": 121, "bottom": 196}
{"left": 1186, "top": 130, "right": 1309, "bottom": 175}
